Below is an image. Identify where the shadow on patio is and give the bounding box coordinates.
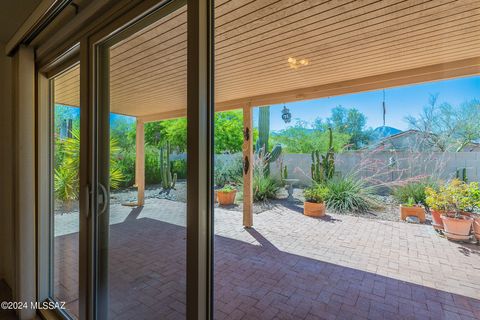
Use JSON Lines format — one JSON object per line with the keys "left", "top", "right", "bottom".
{"left": 55, "top": 203, "right": 480, "bottom": 320}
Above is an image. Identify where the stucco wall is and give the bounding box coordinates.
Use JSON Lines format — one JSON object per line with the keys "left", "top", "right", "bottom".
{"left": 272, "top": 151, "right": 480, "bottom": 186}
{"left": 0, "top": 43, "right": 14, "bottom": 289}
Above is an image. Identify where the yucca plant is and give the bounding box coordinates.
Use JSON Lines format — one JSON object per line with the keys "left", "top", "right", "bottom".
{"left": 54, "top": 128, "right": 125, "bottom": 205}
{"left": 253, "top": 174, "right": 280, "bottom": 202}
{"left": 54, "top": 164, "right": 79, "bottom": 207}
{"left": 324, "top": 176, "right": 381, "bottom": 214}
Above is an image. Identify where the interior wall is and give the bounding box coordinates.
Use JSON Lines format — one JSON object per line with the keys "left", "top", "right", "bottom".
{"left": 0, "top": 42, "right": 15, "bottom": 290}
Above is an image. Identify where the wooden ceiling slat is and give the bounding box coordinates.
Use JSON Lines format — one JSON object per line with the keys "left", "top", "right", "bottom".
{"left": 108, "top": 4, "right": 477, "bottom": 94}
{"left": 216, "top": 0, "right": 454, "bottom": 60}
{"left": 216, "top": 0, "right": 476, "bottom": 66}
{"left": 216, "top": 0, "right": 413, "bottom": 48}
{"left": 115, "top": 45, "right": 480, "bottom": 109}
{"left": 52, "top": 0, "right": 480, "bottom": 117}
{"left": 215, "top": 20, "right": 480, "bottom": 83}
{"left": 110, "top": 26, "right": 480, "bottom": 102}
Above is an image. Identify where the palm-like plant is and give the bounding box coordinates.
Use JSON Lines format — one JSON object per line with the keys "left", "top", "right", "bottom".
{"left": 54, "top": 128, "right": 125, "bottom": 203}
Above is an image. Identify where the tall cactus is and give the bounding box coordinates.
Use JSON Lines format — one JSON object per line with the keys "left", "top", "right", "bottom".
{"left": 159, "top": 141, "right": 177, "bottom": 190}
{"left": 255, "top": 106, "right": 283, "bottom": 176}
{"left": 256, "top": 106, "right": 270, "bottom": 152}
{"left": 311, "top": 128, "right": 335, "bottom": 183}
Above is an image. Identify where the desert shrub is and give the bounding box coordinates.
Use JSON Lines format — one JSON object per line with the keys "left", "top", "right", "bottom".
{"left": 214, "top": 154, "right": 242, "bottom": 187}
{"left": 392, "top": 180, "right": 437, "bottom": 206}
{"left": 425, "top": 179, "right": 480, "bottom": 214}
{"left": 115, "top": 148, "right": 135, "bottom": 187}
{"left": 323, "top": 176, "right": 381, "bottom": 214}
{"left": 144, "top": 146, "right": 161, "bottom": 184}
{"left": 253, "top": 174, "right": 280, "bottom": 202}
{"left": 172, "top": 159, "right": 187, "bottom": 179}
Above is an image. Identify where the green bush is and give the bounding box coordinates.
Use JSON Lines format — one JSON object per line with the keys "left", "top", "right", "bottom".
{"left": 219, "top": 185, "right": 236, "bottom": 192}
{"left": 214, "top": 155, "right": 242, "bottom": 187}
{"left": 425, "top": 179, "right": 480, "bottom": 214}
{"left": 253, "top": 174, "right": 280, "bottom": 202}
{"left": 172, "top": 159, "right": 187, "bottom": 179}
{"left": 304, "top": 185, "right": 329, "bottom": 203}
{"left": 323, "top": 176, "right": 380, "bottom": 214}
{"left": 392, "top": 180, "right": 437, "bottom": 206}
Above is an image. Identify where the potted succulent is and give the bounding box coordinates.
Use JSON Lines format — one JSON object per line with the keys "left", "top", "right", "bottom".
{"left": 399, "top": 197, "right": 425, "bottom": 223}
{"left": 425, "top": 180, "right": 474, "bottom": 241}
{"left": 217, "top": 185, "right": 237, "bottom": 206}
{"left": 303, "top": 185, "right": 329, "bottom": 217}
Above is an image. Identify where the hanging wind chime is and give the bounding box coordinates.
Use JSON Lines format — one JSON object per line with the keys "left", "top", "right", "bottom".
{"left": 382, "top": 89, "right": 386, "bottom": 127}
{"left": 281, "top": 104, "right": 291, "bottom": 123}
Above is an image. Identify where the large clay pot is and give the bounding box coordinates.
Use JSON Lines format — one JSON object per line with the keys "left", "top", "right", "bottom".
{"left": 473, "top": 216, "right": 480, "bottom": 241}
{"left": 304, "top": 201, "right": 326, "bottom": 217}
{"left": 441, "top": 214, "right": 473, "bottom": 241}
{"left": 217, "top": 190, "right": 236, "bottom": 205}
{"left": 399, "top": 205, "right": 425, "bottom": 223}
{"left": 430, "top": 210, "right": 445, "bottom": 230}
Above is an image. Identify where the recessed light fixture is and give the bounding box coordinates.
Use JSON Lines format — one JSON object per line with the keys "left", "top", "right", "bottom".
{"left": 288, "top": 57, "right": 309, "bottom": 69}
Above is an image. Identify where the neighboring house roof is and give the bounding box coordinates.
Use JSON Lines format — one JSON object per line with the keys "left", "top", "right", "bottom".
{"left": 365, "top": 129, "right": 480, "bottom": 152}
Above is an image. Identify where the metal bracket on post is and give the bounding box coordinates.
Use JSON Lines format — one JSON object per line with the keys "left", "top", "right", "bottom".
{"left": 244, "top": 156, "right": 250, "bottom": 175}
{"left": 244, "top": 127, "right": 250, "bottom": 141}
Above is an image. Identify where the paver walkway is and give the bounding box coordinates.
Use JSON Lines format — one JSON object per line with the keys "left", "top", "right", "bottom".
{"left": 54, "top": 199, "right": 480, "bottom": 319}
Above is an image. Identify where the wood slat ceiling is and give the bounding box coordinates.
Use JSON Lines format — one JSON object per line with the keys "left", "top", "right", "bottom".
{"left": 54, "top": 0, "right": 480, "bottom": 118}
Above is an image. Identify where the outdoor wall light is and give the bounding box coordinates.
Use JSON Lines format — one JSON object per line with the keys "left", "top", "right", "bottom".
{"left": 288, "top": 57, "right": 309, "bottom": 69}
{"left": 282, "top": 105, "right": 292, "bottom": 123}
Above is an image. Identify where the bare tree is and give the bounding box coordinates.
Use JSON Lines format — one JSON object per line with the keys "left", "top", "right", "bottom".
{"left": 405, "top": 94, "right": 480, "bottom": 152}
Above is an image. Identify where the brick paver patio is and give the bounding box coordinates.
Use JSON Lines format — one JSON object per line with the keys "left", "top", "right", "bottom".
{"left": 54, "top": 198, "right": 480, "bottom": 319}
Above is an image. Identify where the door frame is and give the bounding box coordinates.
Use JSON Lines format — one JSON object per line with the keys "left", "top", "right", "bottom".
{"left": 85, "top": 0, "right": 214, "bottom": 319}
{"left": 36, "top": 0, "right": 214, "bottom": 318}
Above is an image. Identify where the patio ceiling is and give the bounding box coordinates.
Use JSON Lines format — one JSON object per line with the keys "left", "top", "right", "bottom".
{"left": 54, "top": 0, "right": 480, "bottom": 119}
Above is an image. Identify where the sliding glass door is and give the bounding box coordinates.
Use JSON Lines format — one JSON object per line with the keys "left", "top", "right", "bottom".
{"left": 93, "top": 1, "right": 189, "bottom": 319}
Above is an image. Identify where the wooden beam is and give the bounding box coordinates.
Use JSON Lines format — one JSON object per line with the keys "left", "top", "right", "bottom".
{"left": 138, "top": 108, "right": 186, "bottom": 122}
{"left": 242, "top": 103, "right": 253, "bottom": 228}
{"left": 135, "top": 120, "right": 145, "bottom": 206}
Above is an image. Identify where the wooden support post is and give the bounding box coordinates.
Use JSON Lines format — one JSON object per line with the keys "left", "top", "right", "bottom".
{"left": 243, "top": 104, "right": 253, "bottom": 228}
{"left": 136, "top": 119, "right": 145, "bottom": 206}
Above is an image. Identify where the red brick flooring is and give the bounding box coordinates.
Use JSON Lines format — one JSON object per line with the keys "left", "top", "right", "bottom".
{"left": 54, "top": 199, "right": 480, "bottom": 320}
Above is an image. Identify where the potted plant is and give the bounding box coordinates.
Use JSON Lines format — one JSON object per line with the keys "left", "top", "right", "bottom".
{"left": 465, "top": 182, "right": 480, "bottom": 241}
{"left": 399, "top": 197, "right": 425, "bottom": 223}
{"left": 425, "top": 180, "right": 474, "bottom": 241}
{"left": 217, "top": 185, "right": 237, "bottom": 206}
{"left": 303, "top": 185, "right": 329, "bottom": 217}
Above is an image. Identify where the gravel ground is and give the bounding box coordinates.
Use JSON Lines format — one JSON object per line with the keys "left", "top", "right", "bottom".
{"left": 110, "top": 179, "right": 188, "bottom": 204}
{"left": 57, "top": 180, "right": 433, "bottom": 223}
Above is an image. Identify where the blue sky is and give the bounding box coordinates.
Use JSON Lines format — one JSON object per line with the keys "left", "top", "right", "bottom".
{"left": 256, "top": 76, "right": 480, "bottom": 132}
{"left": 63, "top": 76, "right": 480, "bottom": 131}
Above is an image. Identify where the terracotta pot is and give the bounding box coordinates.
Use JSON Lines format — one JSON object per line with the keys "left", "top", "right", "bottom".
{"left": 473, "top": 216, "right": 480, "bottom": 241}
{"left": 399, "top": 205, "right": 425, "bottom": 223}
{"left": 304, "top": 201, "right": 326, "bottom": 217}
{"left": 430, "top": 210, "right": 445, "bottom": 230}
{"left": 440, "top": 214, "right": 473, "bottom": 241}
{"left": 217, "top": 190, "right": 236, "bottom": 205}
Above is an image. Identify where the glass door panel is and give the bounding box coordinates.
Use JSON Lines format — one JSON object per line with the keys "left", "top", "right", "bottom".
{"left": 51, "top": 64, "right": 81, "bottom": 319}
{"left": 95, "top": 2, "right": 187, "bottom": 319}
